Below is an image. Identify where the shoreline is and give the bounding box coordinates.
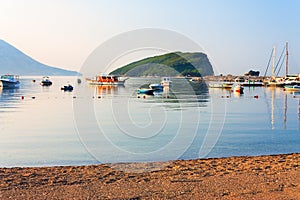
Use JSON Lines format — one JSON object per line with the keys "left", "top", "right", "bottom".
{"left": 0, "top": 153, "right": 299, "bottom": 199}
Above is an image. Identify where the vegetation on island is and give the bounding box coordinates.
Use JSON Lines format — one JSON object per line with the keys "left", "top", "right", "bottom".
{"left": 110, "top": 52, "right": 214, "bottom": 77}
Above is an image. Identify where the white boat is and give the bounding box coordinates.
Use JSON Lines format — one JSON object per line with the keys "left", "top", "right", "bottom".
{"left": 284, "top": 85, "right": 300, "bottom": 91}
{"left": 209, "top": 83, "right": 233, "bottom": 89}
{"left": 283, "top": 74, "right": 300, "bottom": 86}
{"left": 87, "top": 74, "right": 128, "bottom": 85}
{"left": 0, "top": 75, "right": 20, "bottom": 88}
{"left": 234, "top": 84, "right": 244, "bottom": 93}
{"left": 189, "top": 77, "right": 202, "bottom": 82}
{"left": 161, "top": 77, "right": 172, "bottom": 87}
{"left": 149, "top": 83, "right": 163, "bottom": 91}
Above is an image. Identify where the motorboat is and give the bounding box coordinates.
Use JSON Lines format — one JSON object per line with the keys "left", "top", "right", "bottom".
{"left": 209, "top": 83, "right": 233, "bottom": 89}
{"left": 0, "top": 75, "right": 20, "bottom": 88}
{"left": 61, "top": 84, "right": 73, "bottom": 91}
{"left": 137, "top": 88, "right": 154, "bottom": 95}
{"left": 234, "top": 84, "right": 244, "bottom": 94}
{"left": 149, "top": 83, "right": 163, "bottom": 91}
{"left": 87, "top": 74, "right": 128, "bottom": 85}
{"left": 284, "top": 85, "right": 300, "bottom": 91}
{"left": 189, "top": 77, "right": 202, "bottom": 82}
{"left": 40, "top": 76, "right": 52, "bottom": 86}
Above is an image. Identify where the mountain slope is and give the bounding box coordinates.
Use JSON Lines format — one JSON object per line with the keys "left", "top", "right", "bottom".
{"left": 110, "top": 52, "right": 214, "bottom": 77}
{"left": 0, "top": 40, "right": 78, "bottom": 76}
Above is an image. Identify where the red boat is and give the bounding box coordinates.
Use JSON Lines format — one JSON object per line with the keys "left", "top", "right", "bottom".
{"left": 87, "top": 74, "right": 128, "bottom": 86}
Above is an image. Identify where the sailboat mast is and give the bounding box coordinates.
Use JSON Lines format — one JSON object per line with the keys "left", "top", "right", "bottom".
{"left": 272, "top": 46, "right": 276, "bottom": 79}
{"left": 286, "top": 42, "right": 289, "bottom": 76}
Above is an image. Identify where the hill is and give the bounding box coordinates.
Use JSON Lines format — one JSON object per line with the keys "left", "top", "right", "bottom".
{"left": 110, "top": 52, "right": 214, "bottom": 77}
{"left": 0, "top": 40, "right": 78, "bottom": 76}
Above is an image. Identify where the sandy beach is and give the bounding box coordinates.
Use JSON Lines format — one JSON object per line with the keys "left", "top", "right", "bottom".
{"left": 0, "top": 153, "right": 299, "bottom": 199}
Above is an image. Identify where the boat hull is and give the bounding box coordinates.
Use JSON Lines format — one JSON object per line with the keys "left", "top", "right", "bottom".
{"left": 61, "top": 85, "right": 73, "bottom": 91}
{"left": 209, "top": 83, "right": 233, "bottom": 89}
{"left": 137, "top": 89, "right": 154, "bottom": 95}
{"left": 41, "top": 81, "right": 52, "bottom": 86}
{"left": 149, "top": 84, "right": 163, "bottom": 91}
{"left": 0, "top": 80, "right": 20, "bottom": 88}
{"left": 284, "top": 85, "right": 300, "bottom": 91}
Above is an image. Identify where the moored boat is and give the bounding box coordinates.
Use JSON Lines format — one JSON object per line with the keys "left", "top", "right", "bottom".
{"left": 283, "top": 74, "right": 300, "bottom": 86}
{"left": 240, "top": 80, "right": 264, "bottom": 87}
{"left": 137, "top": 83, "right": 162, "bottom": 95}
{"left": 0, "top": 75, "right": 20, "bottom": 88}
{"left": 264, "top": 78, "right": 285, "bottom": 87}
{"left": 284, "top": 85, "right": 300, "bottom": 91}
{"left": 234, "top": 84, "right": 244, "bottom": 93}
{"left": 137, "top": 88, "right": 154, "bottom": 95}
{"left": 87, "top": 74, "right": 128, "bottom": 85}
{"left": 40, "top": 76, "right": 52, "bottom": 86}
{"left": 209, "top": 83, "right": 233, "bottom": 89}
{"left": 61, "top": 84, "right": 73, "bottom": 91}
{"left": 149, "top": 83, "right": 163, "bottom": 91}
{"left": 189, "top": 77, "right": 202, "bottom": 82}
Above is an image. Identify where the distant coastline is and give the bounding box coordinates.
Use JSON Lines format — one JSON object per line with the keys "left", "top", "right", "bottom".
{"left": 0, "top": 39, "right": 79, "bottom": 76}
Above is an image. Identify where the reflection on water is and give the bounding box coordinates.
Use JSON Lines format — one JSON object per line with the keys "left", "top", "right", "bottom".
{"left": 94, "top": 85, "right": 123, "bottom": 96}
{"left": 0, "top": 87, "right": 21, "bottom": 110}
{"left": 0, "top": 77, "right": 299, "bottom": 167}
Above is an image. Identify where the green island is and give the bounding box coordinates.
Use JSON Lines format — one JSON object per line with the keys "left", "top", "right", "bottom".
{"left": 110, "top": 52, "right": 214, "bottom": 77}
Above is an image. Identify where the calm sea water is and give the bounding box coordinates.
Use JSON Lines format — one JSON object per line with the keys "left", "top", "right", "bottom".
{"left": 0, "top": 76, "right": 299, "bottom": 167}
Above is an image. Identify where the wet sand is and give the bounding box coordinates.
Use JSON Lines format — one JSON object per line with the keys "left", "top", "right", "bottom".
{"left": 0, "top": 153, "right": 299, "bottom": 199}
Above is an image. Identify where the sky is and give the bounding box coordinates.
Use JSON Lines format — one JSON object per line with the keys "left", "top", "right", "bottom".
{"left": 0, "top": 0, "right": 300, "bottom": 75}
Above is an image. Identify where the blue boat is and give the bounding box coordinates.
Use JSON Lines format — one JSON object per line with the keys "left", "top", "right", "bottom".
{"left": 149, "top": 83, "right": 163, "bottom": 91}
{"left": 0, "top": 75, "right": 20, "bottom": 88}
{"left": 137, "top": 83, "right": 164, "bottom": 95}
{"left": 137, "top": 88, "right": 154, "bottom": 95}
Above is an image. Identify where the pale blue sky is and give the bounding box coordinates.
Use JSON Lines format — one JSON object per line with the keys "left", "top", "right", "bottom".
{"left": 0, "top": 0, "right": 299, "bottom": 75}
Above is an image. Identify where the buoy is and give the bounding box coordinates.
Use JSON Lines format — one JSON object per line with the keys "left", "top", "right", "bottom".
{"left": 143, "top": 95, "right": 146, "bottom": 99}
{"left": 21, "top": 96, "right": 24, "bottom": 100}
{"left": 32, "top": 96, "right": 36, "bottom": 99}
{"left": 98, "top": 96, "right": 101, "bottom": 99}
{"left": 73, "top": 96, "right": 76, "bottom": 99}
{"left": 166, "top": 96, "right": 170, "bottom": 98}
{"left": 137, "top": 96, "right": 140, "bottom": 98}
{"left": 254, "top": 95, "right": 258, "bottom": 99}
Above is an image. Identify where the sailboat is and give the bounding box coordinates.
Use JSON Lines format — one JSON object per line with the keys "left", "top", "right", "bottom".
{"left": 264, "top": 42, "right": 300, "bottom": 87}
{"left": 264, "top": 45, "right": 285, "bottom": 87}
{"left": 283, "top": 42, "right": 300, "bottom": 86}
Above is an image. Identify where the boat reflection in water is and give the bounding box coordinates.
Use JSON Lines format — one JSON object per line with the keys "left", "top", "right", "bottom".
{"left": 94, "top": 85, "right": 125, "bottom": 97}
